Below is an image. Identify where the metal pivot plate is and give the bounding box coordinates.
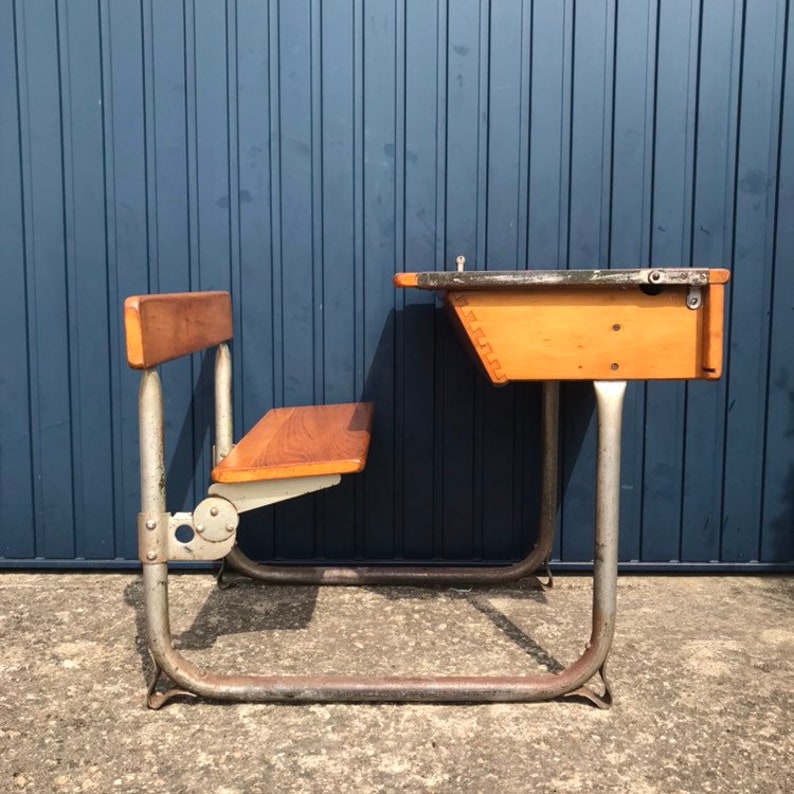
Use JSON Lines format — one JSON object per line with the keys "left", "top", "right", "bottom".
{"left": 193, "top": 496, "right": 239, "bottom": 542}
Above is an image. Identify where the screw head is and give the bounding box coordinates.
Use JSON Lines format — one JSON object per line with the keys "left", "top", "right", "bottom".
{"left": 610, "top": 363, "right": 619, "bottom": 371}
{"left": 612, "top": 323, "right": 621, "bottom": 331}
{"left": 145, "top": 519, "right": 157, "bottom": 530}
{"left": 146, "top": 551, "right": 157, "bottom": 561}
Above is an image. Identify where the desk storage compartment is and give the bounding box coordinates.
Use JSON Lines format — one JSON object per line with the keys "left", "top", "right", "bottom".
{"left": 443, "top": 283, "right": 726, "bottom": 383}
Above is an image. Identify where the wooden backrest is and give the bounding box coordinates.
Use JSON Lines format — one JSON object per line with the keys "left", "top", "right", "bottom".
{"left": 124, "top": 291, "right": 233, "bottom": 369}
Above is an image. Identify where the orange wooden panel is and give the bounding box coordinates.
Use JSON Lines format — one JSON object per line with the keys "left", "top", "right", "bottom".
{"left": 445, "top": 287, "right": 710, "bottom": 382}
{"left": 211, "top": 402, "right": 374, "bottom": 483}
{"left": 124, "top": 291, "right": 233, "bottom": 368}
{"left": 708, "top": 268, "right": 731, "bottom": 284}
{"left": 701, "top": 284, "right": 725, "bottom": 379}
{"left": 393, "top": 272, "right": 418, "bottom": 288}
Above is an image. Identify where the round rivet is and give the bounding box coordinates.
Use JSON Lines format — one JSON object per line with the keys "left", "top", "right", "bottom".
{"left": 195, "top": 524, "right": 205, "bottom": 534}
{"left": 146, "top": 551, "right": 157, "bottom": 561}
{"left": 611, "top": 363, "right": 619, "bottom": 371}
{"left": 145, "top": 519, "right": 157, "bottom": 530}
{"left": 226, "top": 524, "right": 236, "bottom": 533}
{"left": 210, "top": 506, "right": 219, "bottom": 517}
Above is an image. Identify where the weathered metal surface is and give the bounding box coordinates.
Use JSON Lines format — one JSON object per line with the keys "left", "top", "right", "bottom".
{"left": 409, "top": 268, "right": 712, "bottom": 291}
{"left": 142, "top": 379, "right": 622, "bottom": 708}
{"left": 209, "top": 476, "right": 342, "bottom": 514}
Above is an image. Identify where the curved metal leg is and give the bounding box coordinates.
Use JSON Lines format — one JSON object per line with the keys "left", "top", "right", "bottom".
{"left": 219, "top": 381, "right": 560, "bottom": 587}
{"left": 146, "top": 652, "right": 195, "bottom": 710}
{"left": 141, "top": 381, "right": 625, "bottom": 707}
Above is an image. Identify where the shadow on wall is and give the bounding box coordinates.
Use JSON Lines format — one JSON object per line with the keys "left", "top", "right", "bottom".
{"left": 233, "top": 303, "right": 595, "bottom": 565}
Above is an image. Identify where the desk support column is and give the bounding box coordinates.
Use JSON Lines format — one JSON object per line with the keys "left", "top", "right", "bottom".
{"left": 573, "top": 379, "right": 626, "bottom": 704}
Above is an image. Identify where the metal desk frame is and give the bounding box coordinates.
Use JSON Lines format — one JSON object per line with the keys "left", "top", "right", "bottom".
{"left": 139, "top": 267, "right": 727, "bottom": 708}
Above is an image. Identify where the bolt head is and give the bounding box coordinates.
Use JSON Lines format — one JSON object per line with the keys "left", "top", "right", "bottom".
{"left": 146, "top": 551, "right": 157, "bottom": 561}
{"left": 145, "top": 519, "right": 157, "bottom": 530}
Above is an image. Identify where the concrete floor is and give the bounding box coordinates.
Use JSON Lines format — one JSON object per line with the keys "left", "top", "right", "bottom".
{"left": 0, "top": 571, "right": 792, "bottom": 793}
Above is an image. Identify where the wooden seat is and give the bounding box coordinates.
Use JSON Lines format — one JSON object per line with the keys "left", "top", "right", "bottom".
{"left": 211, "top": 402, "right": 374, "bottom": 483}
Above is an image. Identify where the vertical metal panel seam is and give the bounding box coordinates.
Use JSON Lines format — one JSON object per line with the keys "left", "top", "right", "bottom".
{"left": 311, "top": 0, "right": 324, "bottom": 406}
{"left": 353, "top": 0, "right": 365, "bottom": 556}
{"left": 558, "top": 0, "right": 574, "bottom": 553}
{"left": 268, "top": 0, "right": 283, "bottom": 409}
{"left": 17, "top": 0, "right": 46, "bottom": 556}
{"left": 562, "top": 0, "right": 575, "bottom": 269}
{"left": 518, "top": 0, "right": 531, "bottom": 266}
{"left": 394, "top": 0, "right": 407, "bottom": 559}
{"left": 638, "top": 0, "right": 662, "bottom": 557}
{"left": 226, "top": 0, "right": 241, "bottom": 297}
{"left": 182, "top": 0, "right": 196, "bottom": 291}
{"left": 514, "top": 0, "right": 532, "bottom": 557}
{"left": 679, "top": 0, "right": 705, "bottom": 558}
{"left": 640, "top": 0, "right": 657, "bottom": 266}
{"left": 227, "top": 0, "right": 243, "bottom": 425}
{"left": 606, "top": 0, "right": 619, "bottom": 268}
{"left": 432, "top": 0, "right": 449, "bottom": 557}
{"left": 310, "top": 0, "right": 323, "bottom": 556}
{"left": 757, "top": 0, "right": 790, "bottom": 558}
{"left": 719, "top": 0, "right": 747, "bottom": 558}
{"left": 141, "top": 0, "right": 157, "bottom": 292}
{"left": 226, "top": 0, "right": 244, "bottom": 498}
{"left": 55, "top": 0, "right": 79, "bottom": 557}
{"left": 11, "top": 0, "right": 37, "bottom": 556}
{"left": 712, "top": 0, "right": 743, "bottom": 560}
{"left": 600, "top": 0, "right": 616, "bottom": 268}
{"left": 97, "top": 0, "right": 121, "bottom": 556}
{"left": 184, "top": 0, "right": 200, "bottom": 508}
{"left": 472, "top": 0, "right": 490, "bottom": 558}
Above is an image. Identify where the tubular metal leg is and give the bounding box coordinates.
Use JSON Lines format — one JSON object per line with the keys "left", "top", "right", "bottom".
{"left": 218, "top": 381, "right": 560, "bottom": 587}
{"left": 142, "top": 379, "right": 627, "bottom": 708}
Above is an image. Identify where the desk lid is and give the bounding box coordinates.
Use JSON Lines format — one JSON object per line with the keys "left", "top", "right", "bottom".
{"left": 394, "top": 268, "right": 730, "bottom": 290}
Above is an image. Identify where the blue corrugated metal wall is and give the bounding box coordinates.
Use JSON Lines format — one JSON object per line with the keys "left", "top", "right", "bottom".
{"left": 1, "top": 0, "right": 792, "bottom": 570}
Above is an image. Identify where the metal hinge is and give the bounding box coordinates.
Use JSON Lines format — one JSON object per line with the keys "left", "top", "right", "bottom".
{"left": 686, "top": 286, "right": 702, "bottom": 310}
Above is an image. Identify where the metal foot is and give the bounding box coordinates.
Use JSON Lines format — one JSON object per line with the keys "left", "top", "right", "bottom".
{"left": 564, "top": 660, "right": 613, "bottom": 709}
{"left": 540, "top": 556, "right": 554, "bottom": 590}
{"left": 146, "top": 654, "right": 195, "bottom": 710}
{"left": 216, "top": 557, "right": 249, "bottom": 590}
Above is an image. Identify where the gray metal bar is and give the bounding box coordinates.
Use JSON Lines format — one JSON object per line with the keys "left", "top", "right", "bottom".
{"left": 590, "top": 381, "right": 627, "bottom": 651}
{"left": 139, "top": 369, "right": 166, "bottom": 519}
{"left": 411, "top": 268, "right": 710, "bottom": 291}
{"left": 214, "top": 343, "right": 233, "bottom": 463}
{"left": 142, "top": 379, "right": 627, "bottom": 708}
